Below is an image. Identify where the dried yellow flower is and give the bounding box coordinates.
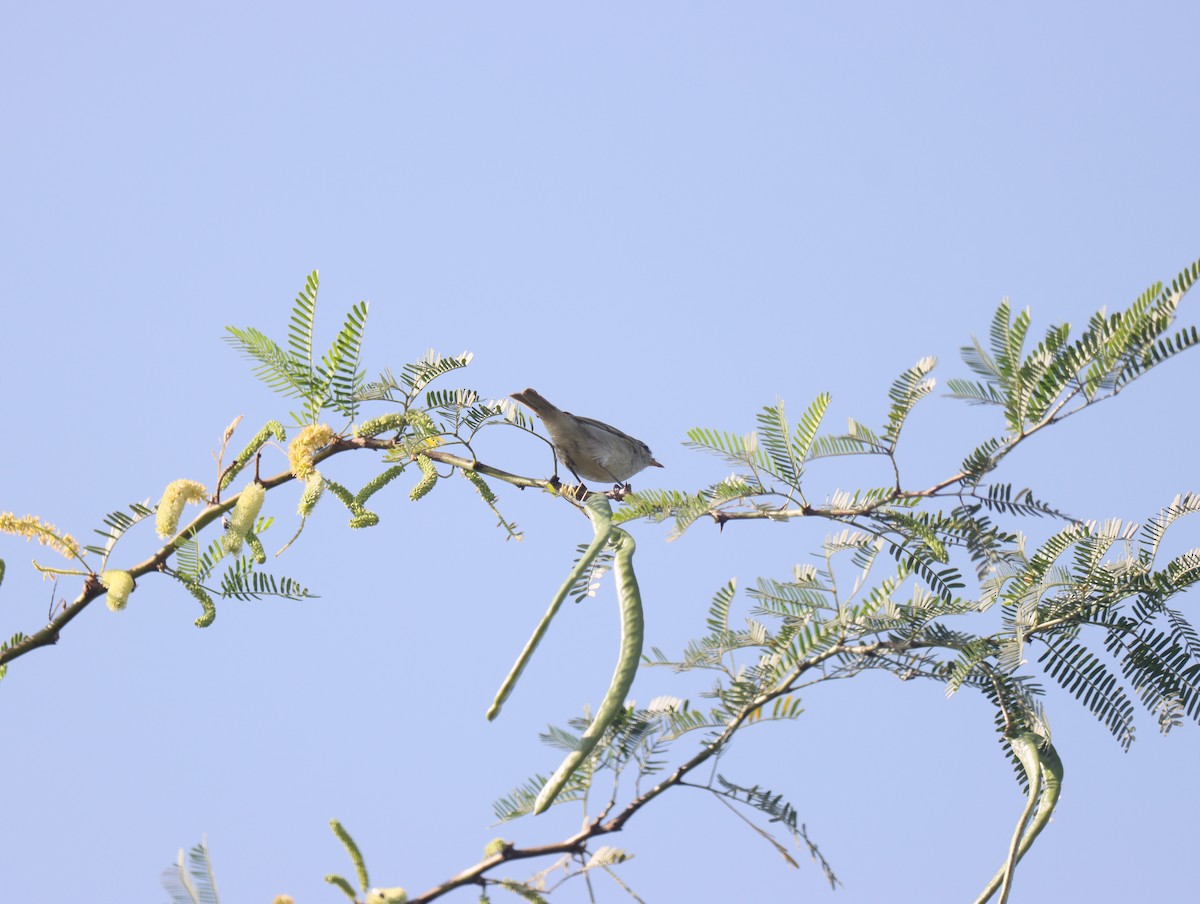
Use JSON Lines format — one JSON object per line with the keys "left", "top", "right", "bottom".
{"left": 0, "top": 512, "right": 81, "bottom": 559}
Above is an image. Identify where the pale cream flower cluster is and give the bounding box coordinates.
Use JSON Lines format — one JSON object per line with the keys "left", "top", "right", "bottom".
{"left": 288, "top": 424, "right": 336, "bottom": 479}
{"left": 225, "top": 482, "right": 265, "bottom": 555}
{"left": 155, "top": 479, "right": 209, "bottom": 538}
{"left": 298, "top": 472, "right": 325, "bottom": 516}
{"left": 100, "top": 570, "right": 135, "bottom": 611}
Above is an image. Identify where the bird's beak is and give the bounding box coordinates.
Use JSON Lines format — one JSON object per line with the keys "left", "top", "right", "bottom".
{"left": 650, "top": 459, "right": 664, "bottom": 468}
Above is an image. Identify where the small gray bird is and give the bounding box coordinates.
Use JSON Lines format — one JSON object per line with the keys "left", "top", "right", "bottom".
{"left": 511, "top": 388, "right": 664, "bottom": 490}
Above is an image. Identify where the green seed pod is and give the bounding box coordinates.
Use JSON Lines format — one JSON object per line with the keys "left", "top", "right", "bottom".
{"left": 533, "top": 525, "right": 643, "bottom": 814}
{"left": 488, "top": 494, "right": 615, "bottom": 722}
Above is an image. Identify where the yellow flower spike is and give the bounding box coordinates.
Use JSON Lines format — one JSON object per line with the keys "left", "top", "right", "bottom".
{"left": 187, "top": 582, "right": 217, "bottom": 627}
{"left": 403, "top": 409, "right": 443, "bottom": 451}
{"left": 409, "top": 455, "right": 438, "bottom": 501}
{"left": 463, "top": 469, "right": 497, "bottom": 504}
{"left": 100, "top": 570, "right": 135, "bottom": 611}
{"left": 154, "top": 481, "right": 209, "bottom": 539}
{"left": 246, "top": 532, "right": 267, "bottom": 564}
{"left": 349, "top": 511, "right": 380, "bottom": 529}
{"left": 0, "top": 512, "right": 82, "bottom": 559}
{"left": 288, "top": 424, "right": 336, "bottom": 479}
{"left": 366, "top": 889, "right": 408, "bottom": 904}
{"left": 298, "top": 471, "right": 325, "bottom": 516}
{"left": 224, "top": 482, "right": 265, "bottom": 555}
{"left": 353, "top": 412, "right": 408, "bottom": 438}
{"left": 220, "top": 420, "right": 287, "bottom": 491}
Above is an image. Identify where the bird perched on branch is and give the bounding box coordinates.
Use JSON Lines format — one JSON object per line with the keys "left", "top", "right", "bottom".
{"left": 511, "top": 388, "right": 663, "bottom": 493}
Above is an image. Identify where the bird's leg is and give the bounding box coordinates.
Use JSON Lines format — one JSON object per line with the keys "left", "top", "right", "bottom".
{"left": 561, "top": 461, "right": 590, "bottom": 499}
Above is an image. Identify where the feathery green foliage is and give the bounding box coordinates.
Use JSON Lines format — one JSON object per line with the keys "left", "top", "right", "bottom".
{"left": 6, "top": 261, "right": 1200, "bottom": 901}
{"left": 226, "top": 271, "right": 370, "bottom": 424}
{"left": 85, "top": 500, "right": 155, "bottom": 562}
{"left": 161, "top": 837, "right": 220, "bottom": 904}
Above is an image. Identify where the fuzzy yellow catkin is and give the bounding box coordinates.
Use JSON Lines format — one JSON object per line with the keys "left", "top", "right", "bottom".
{"left": 100, "top": 570, "right": 135, "bottom": 611}
{"left": 188, "top": 582, "right": 217, "bottom": 627}
{"left": 353, "top": 412, "right": 408, "bottom": 438}
{"left": 366, "top": 889, "right": 407, "bottom": 904}
{"left": 288, "top": 424, "right": 336, "bottom": 479}
{"left": 409, "top": 455, "right": 438, "bottom": 501}
{"left": 246, "top": 533, "right": 267, "bottom": 565}
{"left": 403, "top": 409, "right": 442, "bottom": 451}
{"left": 155, "top": 480, "right": 209, "bottom": 538}
{"left": 298, "top": 471, "right": 325, "bottom": 516}
{"left": 462, "top": 468, "right": 497, "bottom": 503}
{"left": 225, "top": 482, "right": 265, "bottom": 555}
{"left": 220, "top": 420, "right": 287, "bottom": 490}
{"left": 349, "top": 511, "right": 380, "bottom": 529}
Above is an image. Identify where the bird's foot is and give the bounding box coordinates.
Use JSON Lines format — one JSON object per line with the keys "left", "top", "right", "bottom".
{"left": 606, "top": 482, "right": 633, "bottom": 501}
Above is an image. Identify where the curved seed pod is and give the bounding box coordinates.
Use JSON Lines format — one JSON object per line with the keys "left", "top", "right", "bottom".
{"left": 533, "top": 526, "right": 643, "bottom": 814}
{"left": 974, "top": 733, "right": 1064, "bottom": 904}
{"left": 487, "top": 494, "right": 614, "bottom": 722}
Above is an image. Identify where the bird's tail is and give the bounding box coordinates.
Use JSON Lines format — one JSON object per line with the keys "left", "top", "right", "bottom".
{"left": 510, "top": 388, "right": 559, "bottom": 418}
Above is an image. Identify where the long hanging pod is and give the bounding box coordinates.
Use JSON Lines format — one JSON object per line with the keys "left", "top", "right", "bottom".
{"left": 973, "top": 733, "right": 1064, "bottom": 904}
{"left": 533, "top": 525, "right": 644, "bottom": 814}
{"left": 487, "top": 494, "right": 615, "bottom": 722}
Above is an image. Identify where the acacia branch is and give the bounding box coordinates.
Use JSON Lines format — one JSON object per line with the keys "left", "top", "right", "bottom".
{"left": 402, "top": 636, "right": 949, "bottom": 901}
{"left": 0, "top": 437, "right": 560, "bottom": 672}
{"left": 705, "top": 388, "right": 1107, "bottom": 529}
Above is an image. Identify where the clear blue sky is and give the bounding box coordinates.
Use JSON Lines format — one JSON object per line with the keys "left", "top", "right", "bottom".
{"left": 2, "top": 3, "right": 1198, "bottom": 902}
